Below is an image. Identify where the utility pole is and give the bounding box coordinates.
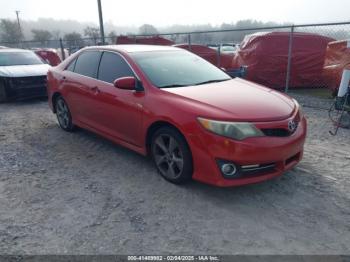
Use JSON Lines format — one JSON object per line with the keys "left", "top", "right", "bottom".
{"left": 15, "top": 10, "right": 23, "bottom": 43}
{"left": 97, "top": 0, "right": 105, "bottom": 44}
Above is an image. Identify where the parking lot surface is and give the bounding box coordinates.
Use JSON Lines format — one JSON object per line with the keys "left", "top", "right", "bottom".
{"left": 0, "top": 95, "right": 349, "bottom": 254}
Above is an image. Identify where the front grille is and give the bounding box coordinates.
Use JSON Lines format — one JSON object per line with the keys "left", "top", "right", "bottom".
{"left": 7, "top": 75, "right": 48, "bottom": 99}
{"left": 260, "top": 119, "right": 299, "bottom": 137}
{"left": 11, "top": 76, "right": 47, "bottom": 89}
{"left": 261, "top": 128, "right": 291, "bottom": 137}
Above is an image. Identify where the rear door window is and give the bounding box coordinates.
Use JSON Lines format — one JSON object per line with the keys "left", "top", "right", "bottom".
{"left": 98, "top": 52, "right": 134, "bottom": 83}
{"left": 66, "top": 58, "right": 77, "bottom": 72}
{"left": 74, "top": 51, "right": 101, "bottom": 78}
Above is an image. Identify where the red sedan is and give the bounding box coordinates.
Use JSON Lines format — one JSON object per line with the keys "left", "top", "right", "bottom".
{"left": 47, "top": 45, "right": 306, "bottom": 187}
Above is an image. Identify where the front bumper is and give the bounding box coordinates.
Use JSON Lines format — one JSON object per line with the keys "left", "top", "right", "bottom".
{"left": 187, "top": 117, "right": 307, "bottom": 187}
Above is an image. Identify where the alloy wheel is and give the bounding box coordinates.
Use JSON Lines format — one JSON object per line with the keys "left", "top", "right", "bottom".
{"left": 56, "top": 98, "right": 70, "bottom": 129}
{"left": 152, "top": 134, "right": 184, "bottom": 180}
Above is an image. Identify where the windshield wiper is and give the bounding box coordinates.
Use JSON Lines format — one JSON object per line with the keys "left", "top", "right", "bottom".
{"left": 158, "top": 84, "right": 189, "bottom": 88}
{"left": 194, "top": 79, "right": 230, "bottom": 86}
{"left": 159, "top": 79, "right": 230, "bottom": 88}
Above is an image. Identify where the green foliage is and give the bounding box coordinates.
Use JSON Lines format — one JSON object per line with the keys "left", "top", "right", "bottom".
{"left": 107, "top": 31, "right": 117, "bottom": 43}
{"left": 63, "top": 32, "right": 82, "bottom": 41}
{"left": 63, "top": 32, "right": 84, "bottom": 46}
{"left": 0, "top": 19, "right": 23, "bottom": 43}
{"left": 31, "top": 29, "right": 52, "bottom": 43}
{"left": 139, "top": 24, "right": 158, "bottom": 35}
{"left": 84, "top": 26, "right": 100, "bottom": 40}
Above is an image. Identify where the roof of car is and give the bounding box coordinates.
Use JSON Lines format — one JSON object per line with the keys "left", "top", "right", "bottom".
{"left": 87, "top": 44, "right": 181, "bottom": 53}
{"left": 0, "top": 48, "right": 33, "bottom": 53}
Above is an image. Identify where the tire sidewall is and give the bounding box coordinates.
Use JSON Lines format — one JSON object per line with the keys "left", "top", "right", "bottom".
{"left": 55, "top": 96, "right": 74, "bottom": 131}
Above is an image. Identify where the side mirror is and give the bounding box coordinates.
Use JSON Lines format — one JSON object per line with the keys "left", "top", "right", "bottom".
{"left": 113, "top": 76, "right": 136, "bottom": 90}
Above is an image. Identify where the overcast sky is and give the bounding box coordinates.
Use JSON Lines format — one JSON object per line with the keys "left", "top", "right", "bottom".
{"left": 0, "top": 0, "right": 349, "bottom": 27}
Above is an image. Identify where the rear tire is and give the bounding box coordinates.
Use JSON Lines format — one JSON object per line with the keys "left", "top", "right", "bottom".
{"left": 0, "top": 80, "right": 8, "bottom": 103}
{"left": 55, "top": 96, "right": 75, "bottom": 132}
{"left": 151, "top": 126, "right": 193, "bottom": 184}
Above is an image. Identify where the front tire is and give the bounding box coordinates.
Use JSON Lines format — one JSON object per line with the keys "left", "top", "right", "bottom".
{"left": 151, "top": 127, "right": 193, "bottom": 184}
{"left": 55, "top": 96, "right": 75, "bottom": 132}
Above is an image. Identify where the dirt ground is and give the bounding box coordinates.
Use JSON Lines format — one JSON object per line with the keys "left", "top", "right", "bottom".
{"left": 0, "top": 94, "right": 349, "bottom": 255}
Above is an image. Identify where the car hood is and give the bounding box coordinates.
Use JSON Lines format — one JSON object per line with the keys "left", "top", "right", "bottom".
{"left": 163, "top": 78, "right": 296, "bottom": 121}
{"left": 0, "top": 64, "right": 51, "bottom": 78}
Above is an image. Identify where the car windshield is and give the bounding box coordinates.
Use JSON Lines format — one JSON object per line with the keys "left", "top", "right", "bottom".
{"left": 130, "top": 50, "right": 231, "bottom": 88}
{"left": 0, "top": 51, "right": 44, "bottom": 66}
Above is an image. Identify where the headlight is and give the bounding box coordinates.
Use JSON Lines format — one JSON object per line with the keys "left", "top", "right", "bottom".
{"left": 198, "top": 117, "right": 264, "bottom": 140}
{"left": 293, "top": 99, "right": 304, "bottom": 120}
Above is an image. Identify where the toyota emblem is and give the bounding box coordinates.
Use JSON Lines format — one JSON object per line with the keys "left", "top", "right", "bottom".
{"left": 288, "top": 120, "right": 297, "bottom": 132}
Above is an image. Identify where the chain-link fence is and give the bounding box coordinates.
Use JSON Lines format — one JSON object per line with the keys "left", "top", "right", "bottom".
{"left": 129, "top": 22, "right": 350, "bottom": 93}
{"left": 1, "top": 21, "right": 350, "bottom": 93}
{"left": 0, "top": 36, "right": 116, "bottom": 52}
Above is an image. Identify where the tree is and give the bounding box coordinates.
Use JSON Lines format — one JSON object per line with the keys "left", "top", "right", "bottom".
{"left": 138, "top": 24, "right": 158, "bottom": 35}
{"left": 84, "top": 26, "right": 100, "bottom": 43}
{"left": 31, "top": 29, "right": 52, "bottom": 44}
{"left": 63, "top": 32, "right": 84, "bottom": 47}
{"left": 51, "top": 30, "right": 61, "bottom": 40}
{"left": 0, "top": 19, "right": 23, "bottom": 43}
{"left": 64, "top": 32, "right": 82, "bottom": 41}
{"left": 107, "top": 31, "right": 117, "bottom": 43}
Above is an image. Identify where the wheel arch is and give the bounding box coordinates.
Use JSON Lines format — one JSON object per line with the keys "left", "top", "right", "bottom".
{"left": 145, "top": 120, "right": 190, "bottom": 156}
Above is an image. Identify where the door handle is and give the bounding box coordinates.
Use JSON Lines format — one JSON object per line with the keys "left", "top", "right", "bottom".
{"left": 90, "top": 86, "right": 100, "bottom": 93}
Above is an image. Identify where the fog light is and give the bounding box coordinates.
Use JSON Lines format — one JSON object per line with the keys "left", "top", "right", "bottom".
{"left": 221, "top": 163, "right": 237, "bottom": 176}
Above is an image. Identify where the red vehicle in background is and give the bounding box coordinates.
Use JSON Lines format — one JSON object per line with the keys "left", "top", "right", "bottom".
{"left": 174, "top": 44, "right": 234, "bottom": 69}
{"left": 175, "top": 44, "right": 246, "bottom": 78}
{"left": 231, "top": 32, "right": 334, "bottom": 89}
{"left": 323, "top": 39, "right": 350, "bottom": 94}
{"left": 116, "top": 37, "right": 246, "bottom": 77}
{"left": 34, "top": 48, "right": 62, "bottom": 66}
{"left": 116, "top": 36, "right": 175, "bottom": 46}
{"left": 47, "top": 45, "right": 306, "bottom": 187}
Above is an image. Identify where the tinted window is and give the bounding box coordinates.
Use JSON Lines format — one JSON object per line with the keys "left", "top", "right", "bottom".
{"left": 98, "top": 52, "right": 134, "bottom": 83}
{"left": 0, "top": 51, "right": 43, "bottom": 66}
{"left": 130, "top": 51, "right": 230, "bottom": 88}
{"left": 74, "top": 51, "right": 101, "bottom": 78}
{"left": 66, "top": 58, "right": 76, "bottom": 72}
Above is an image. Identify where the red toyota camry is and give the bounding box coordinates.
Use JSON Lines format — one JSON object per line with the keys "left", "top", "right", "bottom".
{"left": 47, "top": 45, "right": 306, "bottom": 187}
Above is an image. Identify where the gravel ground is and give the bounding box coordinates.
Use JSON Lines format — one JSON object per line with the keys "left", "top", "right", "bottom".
{"left": 0, "top": 94, "right": 349, "bottom": 255}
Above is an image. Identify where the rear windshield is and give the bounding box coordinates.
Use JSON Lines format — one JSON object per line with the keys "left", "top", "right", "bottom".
{"left": 0, "top": 51, "right": 44, "bottom": 66}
